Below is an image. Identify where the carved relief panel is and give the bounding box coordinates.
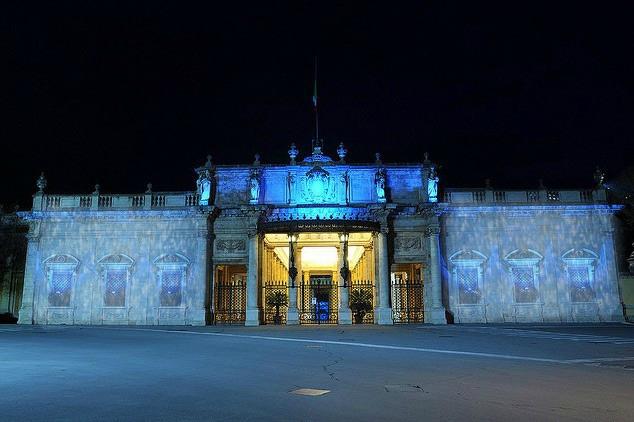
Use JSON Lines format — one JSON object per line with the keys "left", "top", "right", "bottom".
{"left": 215, "top": 239, "right": 247, "bottom": 255}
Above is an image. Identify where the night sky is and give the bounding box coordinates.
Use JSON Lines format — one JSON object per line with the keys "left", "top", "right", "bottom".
{"left": 2, "top": 2, "right": 632, "bottom": 208}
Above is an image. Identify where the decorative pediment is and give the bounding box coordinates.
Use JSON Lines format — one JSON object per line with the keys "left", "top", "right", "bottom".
{"left": 449, "top": 249, "right": 487, "bottom": 267}
{"left": 43, "top": 254, "right": 80, "bottom": 274}
{"left": 562, "top": 248, "right": 598, "bottom": 266}
{"left": 97, "top": 253, "right": 134, "bottom": 267}
{"left": 44, "top": 254, "right": 79, "bottom": 266}
{"left": 153, "top": 253, "right": 190, "bottom": 268}
{"left": 504, "top": 249, "right": 543, "bottom": 266}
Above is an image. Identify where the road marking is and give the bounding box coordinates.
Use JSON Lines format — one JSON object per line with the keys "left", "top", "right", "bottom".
{"left": 291, "top": 388, "right": 330, "bottom": 396}
{"left": 461, "top": 327, "right": 634, "bottom": 345}
{"left": 565, "top": 357, "right": 634, "bottom": 363}
{"left": 103, "top": 327, "right": 568, "bottom": 364}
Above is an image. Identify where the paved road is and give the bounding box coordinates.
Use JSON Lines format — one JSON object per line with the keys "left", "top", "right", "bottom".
{"left": 1, "top": 323, "right": 633, "bottom": 421}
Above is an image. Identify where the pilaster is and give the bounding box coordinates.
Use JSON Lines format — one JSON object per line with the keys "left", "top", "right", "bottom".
{"left": 18, "top": 221, "right": 41, "bottom": 324}
{"left": 245, "top": 229, "right": 260, "bottom": 326}
{"left": 427, "top": 224, "right": 447, "bottom": 324}
{"left": 375, "top": 224, "right": 393, "bottom": 325}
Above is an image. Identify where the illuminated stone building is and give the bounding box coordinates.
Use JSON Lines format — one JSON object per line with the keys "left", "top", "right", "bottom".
{"left": 16, "top": 141, "right": 624, "bottom": 325}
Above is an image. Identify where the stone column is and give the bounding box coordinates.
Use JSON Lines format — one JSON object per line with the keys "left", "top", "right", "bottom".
{"left": 428, "top": 225, "right": 447, "bottom": 324}
{"left": 286, "top": 238, "right": 299, "bottom": 325}
{"left": 18, "top": 222, "right": 41, "bottom": 324}
{"left": 375, "top": 226, "right": 393, "bottom": 324}
{"left": 364, "top": 247, "right": 372, "bottom": 281}
{"left": 338, "top": 242, "right": 352, "bottom": 324}
{"left": 189, "top": 224, "right": 209, "bottom": 325}
{"left": 245, "top": 231, "right": 260, "bottom": 326}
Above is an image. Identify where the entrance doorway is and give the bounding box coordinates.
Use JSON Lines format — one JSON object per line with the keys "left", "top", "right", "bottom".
{"left": 391, "top": 263, "right": 424, "bottom": 323}
{"left": 213, "top": 264, "right": 247, "bottom": 325}
{"left": 300, "top": 275, "right": 338, "bottom": 324}
{"left": 262, "top": 232, "right": 375, "bottom": 325}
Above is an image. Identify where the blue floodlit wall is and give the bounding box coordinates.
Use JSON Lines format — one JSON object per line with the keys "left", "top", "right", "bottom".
{"left": 214, "top": 164, "right": 426, "bottom": 206}
{"left": 21, "top": 211, "right": 208, "bottom": 325}
{"left": 441, "top": 204, "right": 623, "bottom": 323}
{"left": 15, "top": 156, "right": 625, "bottom": 325}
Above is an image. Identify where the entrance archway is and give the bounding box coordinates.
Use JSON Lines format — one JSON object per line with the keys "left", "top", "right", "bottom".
{"left": 262, "top": 231, "right": 376, "bottom": 325}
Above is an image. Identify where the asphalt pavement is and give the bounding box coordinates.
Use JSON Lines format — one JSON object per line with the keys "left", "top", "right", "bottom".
{"left": 1, "top": 323, "right": 633, "bottom": 421}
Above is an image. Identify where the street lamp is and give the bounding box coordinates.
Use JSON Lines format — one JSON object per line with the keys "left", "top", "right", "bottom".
{"left": 288, "top": 233, "right": 298, "bottom": 288}
{"left": 339, "top": 232, "right": 350, "bottom": 288}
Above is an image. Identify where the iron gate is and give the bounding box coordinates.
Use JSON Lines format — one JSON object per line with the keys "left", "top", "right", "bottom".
{"left": 214, "top": 280, "right": 246, "bottom": 324}
{"left": 350, "top": 280, "right": 374, "bottom": 324}
{"left": 391, "top": 277, "right": 424, "bottom": 323}
{"left": 263, "top": 281, "right": 288, "bottom": 325}
{"left": 300, "top": 277, "right": 338, "bottom": 324}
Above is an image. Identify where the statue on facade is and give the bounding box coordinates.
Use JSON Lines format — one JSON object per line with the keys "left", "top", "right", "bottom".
{"left": 428, "top": 166, "right": 439, "bottom": 203}
{"left": 286, "top": 171, "right": 296, "bottom": 204}
{"left": 337, "top": 142, "right": 347, "bottom": 163}
{"left": 197, "top": 171, "right": 212, "bottom": 206}
{"left": 375, "top": 168, "right": 386, "bottom": 203}
{"left": 36, "top": 172, "right": 47, "bottom": 193}
{"left": 196, "top": 155, "right": 213, "bottom": 206}
{"left": 288, "top": 143, "right": 298, "bottom": 165}
{"left": 249, "top": 169, "right": 260, "bottom": 204}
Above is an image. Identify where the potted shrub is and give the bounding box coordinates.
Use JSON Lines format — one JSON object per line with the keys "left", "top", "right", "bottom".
{"left": 266, "top": 290, "right": 288, "bottom": 325}
{"left": 349, "top": 289, "right": 373, "bottom": 324}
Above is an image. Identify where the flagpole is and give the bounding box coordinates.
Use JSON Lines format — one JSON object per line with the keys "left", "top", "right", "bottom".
{"left": 314, "top": 57, "right": 319, "bottom": 143}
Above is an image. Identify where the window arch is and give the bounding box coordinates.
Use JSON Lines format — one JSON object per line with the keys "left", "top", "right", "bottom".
{"left": 562, "top": 249, "right": 599, "bottom": 302}
{"left": 97, "top": 254, "right": 134, "bottom": 307}
{"left": 504, "top": 249, "right": 543, "bottom": 303}
{"left": 449, "top": 249, "right": 487, "bottom": 305}
{"left": 43, "top": 254, "right": 80, "bottom": 307}
{"left": 154, "top": 254, "right": 190, "bottom": 307}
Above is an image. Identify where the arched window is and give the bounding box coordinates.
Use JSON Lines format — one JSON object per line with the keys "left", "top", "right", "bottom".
{"left": 449, "top": 249, "right": 487, "bottom": 305}
{"left": 43, "top": 254, "right": 80, "bottom": 307}
{"left": 504, "top": 249, "right": 543, "bottom": 303}
{"left": 154, "top": 254, "right": 190, "bottom": 307}
{"left": 98, "top": 254, "right": 134, "bottom": 307}
{"left": 562, "top": 249, "right": 598, "bottom": 302}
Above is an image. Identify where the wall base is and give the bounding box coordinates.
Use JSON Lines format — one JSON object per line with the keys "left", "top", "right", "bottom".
{"left": 245, "top": 309, "right": 260, "bottom": 326}
{"left": 375, "top": 307, "right": 393, "bottom": 325}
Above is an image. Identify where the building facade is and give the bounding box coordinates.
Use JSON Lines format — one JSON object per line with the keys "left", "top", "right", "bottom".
{"left": 16, "top": 142, "right": 624, "bottom": 325}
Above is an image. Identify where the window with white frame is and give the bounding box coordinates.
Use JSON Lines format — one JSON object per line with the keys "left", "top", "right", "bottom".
{"left": 562, "top": 249, "right": 598, "bottom": 303}
{"left": 568, "top": 266, "right": 595, "bottom": 302}
{"left": 449, "top": 249, "right": 487, "bottom": 305}
{"left": 44, "top": 254, "right": 80, "bottom": 307}
{"left": 160, "top": 269, "right": 183, "bottom": 306}
{"left": 504, "top": 249, "right": 542, "bottom": 304}
{"left": 104, "top": 269, "right": 127, "bottom": 307}
{"left": 49, "top": 270, "right": 73, "bottom": 307}
{"left": 154, "top": 253, "right": 189, "bottom": 307}
{"left": 457, "top": 266, "right": 479, "bottom": 304}
{"left": 98, "top": 254, "right": 134, "bottom": 308}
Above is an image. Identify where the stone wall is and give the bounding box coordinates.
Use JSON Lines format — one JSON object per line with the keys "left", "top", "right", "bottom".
{"left": 20, "top": 210, "right": 209, "bottom": 325}
{"left": 441, "top": 205, "right": 623, "bottom": 323}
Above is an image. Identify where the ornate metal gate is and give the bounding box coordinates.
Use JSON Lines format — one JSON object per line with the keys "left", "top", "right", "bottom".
{"left": 214, "top": 279, "right": 246, "bottom": 324}
{"left": 350, "top": 280, "right": 374, "bottom": 324}
{"left": 391, "top": 277, "right": 424, "bottom": 323}
{"left": 263, "top": 280, "right": 288, "bottom": 325}
{"left": 300, "top": 277, "right": 338, "bottom": 324}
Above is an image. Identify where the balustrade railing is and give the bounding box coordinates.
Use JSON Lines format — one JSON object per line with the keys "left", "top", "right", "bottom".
{"left": 34, "top": 191, "right": 200, "bottom": 211}
{"left": 444, "top": 188, "right": 606, "bottom": 205}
